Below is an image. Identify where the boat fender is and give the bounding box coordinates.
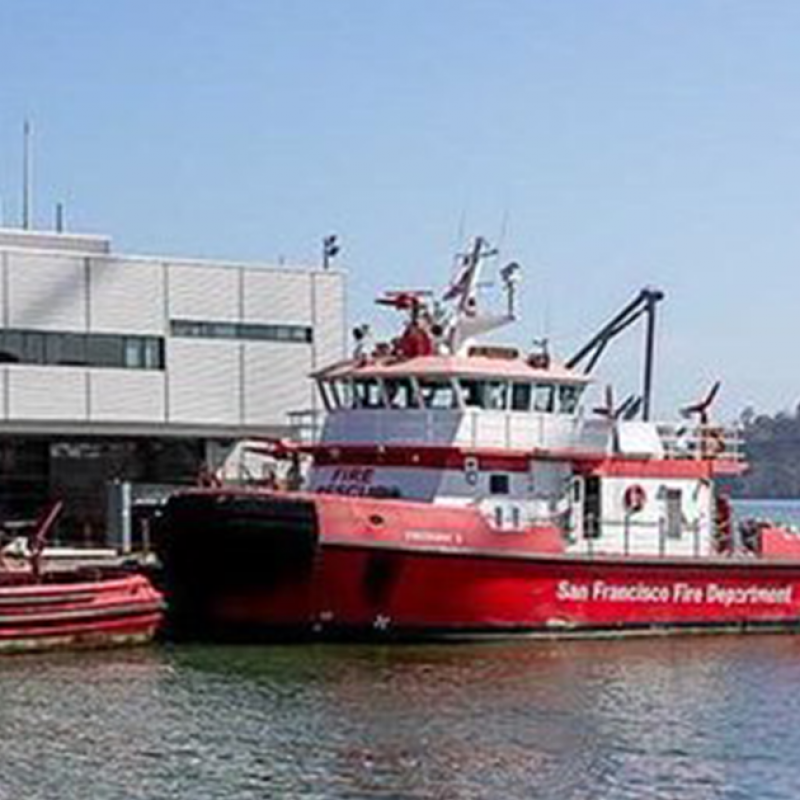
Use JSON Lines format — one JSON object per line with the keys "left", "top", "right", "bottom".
{"left": 623, "top": 484, "right": 646, "bottom": 513}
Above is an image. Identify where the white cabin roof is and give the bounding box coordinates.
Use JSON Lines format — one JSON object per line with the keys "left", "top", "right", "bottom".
{"left": 314, "top": 354, "right": 590, "bottom": 384}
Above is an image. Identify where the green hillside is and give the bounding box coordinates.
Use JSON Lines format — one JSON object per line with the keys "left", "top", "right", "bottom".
{"left": 732, "top": 407, "right": 800, "bottom": 498}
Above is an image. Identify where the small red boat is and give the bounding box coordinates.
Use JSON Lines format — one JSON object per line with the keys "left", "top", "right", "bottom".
{"left": 0, "top": 501, "right": 163, "bottom": 653}
{"left": 157, "top": 238, "right": 800, "bottom": 641}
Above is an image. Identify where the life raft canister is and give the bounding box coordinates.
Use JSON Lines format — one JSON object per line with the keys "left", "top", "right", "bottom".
{"left": 623, "top": 484, "right": 647, "bottom": 513}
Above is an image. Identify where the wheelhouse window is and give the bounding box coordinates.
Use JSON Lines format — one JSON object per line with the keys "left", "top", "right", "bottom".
{"left": 458, "top": 379, "right": 508, "bottom": 410}
{"left": 459, "top": 379, "right": 485, "bottom": 408}
{"left": 327, "top": 379, "right": 353, "bottom": 409}
{"left": 418, "top": 378, "right": 457, "bottom": 409}
{"left": 353, "top": 378, "right": 384, "bottom": 409}
{"left": 511, "top": 382, "right": 532, "bottom": 412}
{"left": 485, "top": 381, "right": 508, "bottom": 410}
{"left": 533, "top": 383, "right": 555, "bottom": 413}
{"left": 317, "top": 380, "right": 334, "bottom": 411}
{"left": 558, "top": 384, "right": 582, "bottom": 414}
{"left": 384, "top": 377, "right": 418, "bottom": 409}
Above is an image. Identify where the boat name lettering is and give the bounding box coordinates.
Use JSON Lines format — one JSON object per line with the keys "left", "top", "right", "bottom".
{"left": 329, "top": 467, "right": 375, "bottom": 484}
{"left": 315, "top": 467, "right": 403, "bottom": 497}
{"left": 405, "top": 530, "right": 463, "bottom": 545}
{"left": 556, "top": 580, "right": 794, "bottom": 606}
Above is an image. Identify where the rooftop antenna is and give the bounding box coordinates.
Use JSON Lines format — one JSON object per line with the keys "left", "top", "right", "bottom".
{"left": 322, "top": 234, "right": 340, "bottom": 270}
{"left": 55, "top": 202, "right": 65, "bottom": 233}
{"left": 497, "top": 207, "right": 511, "bottom": 253}
{"left": 22, "top": 119, "right": 33, "bottom": 230}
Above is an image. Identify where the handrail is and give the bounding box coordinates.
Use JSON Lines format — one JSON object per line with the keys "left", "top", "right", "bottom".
{"left": 656, "top": 423, "right": 744, "bottom": 461}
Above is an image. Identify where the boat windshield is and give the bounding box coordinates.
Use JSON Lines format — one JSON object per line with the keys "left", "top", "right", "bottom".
{"left": 511, "top": 382, "right": 532, "bottom": 411}
{"left": 384, "top": 377, "right": 418, "bottom": 408}
{"left": 458, "top": 379, "right": 576, "bottom": 414}
{"left": 533, "top": 383, "right": 555, "bottom": 412}
{"left": 321, "top": 375, "right": 583, "bottom": 414}
{"left": 457, "top": 379, "right": 508, "bottom": 410}
{"left": 558, "top": 384, "right": 582, "bottom": 414}
{"left": 418, "top": 378, "right": 458, "bottom": 409}
{"left": 324, "top": 379, "right": 354, "bottom": 410}
{"left": 353, "top": 378, "right": 384, "bottom": 409}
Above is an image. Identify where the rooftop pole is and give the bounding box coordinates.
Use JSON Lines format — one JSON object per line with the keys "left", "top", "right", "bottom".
{"left": 22, "top": 120, "right": 32, "bottom": 230}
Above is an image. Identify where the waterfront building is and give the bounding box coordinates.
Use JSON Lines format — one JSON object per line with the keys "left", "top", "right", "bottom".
{"left": 0, "top": 228, "right": 346, "bottom": 542}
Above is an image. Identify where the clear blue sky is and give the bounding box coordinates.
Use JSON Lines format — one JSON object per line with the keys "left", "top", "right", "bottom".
{"left": 1, "top": 1, "right": 798, "bottom": 421}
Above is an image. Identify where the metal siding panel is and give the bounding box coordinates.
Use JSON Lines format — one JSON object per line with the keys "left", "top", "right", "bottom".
{"left": 243, "top": 270, "right": 311, "bottom": 325}
{"left": 313, "top": 273, "right": 346, "bottom": 367}
{"left": 168, "top": 263, "right": 239, "bottom": 322}
{"left": 168, "top": 339, "right": 241, "bottom": 424}
{"left": 9, "top": 367, "right": 87, "bottom": 420}
{"left": 89, "top": 258, "right": 165, "bottom": 334}
{"left": 8, "top": 253, "right": 87, "bottom": 331}
{"left": 243, "top": 342, "right": 312, "bottom": 425}
{"left": 90, "top": 371, "right": 166, "bottom": 422}
{"left": 0, "top": 253, "right": 5, "bottom": 327}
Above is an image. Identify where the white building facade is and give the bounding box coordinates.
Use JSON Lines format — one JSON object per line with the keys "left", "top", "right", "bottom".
{"left": 0, "top": 229, "right": 346, "bottom": 541}
{"left": 0, "top": 229, "right": 345, "bottom": 436}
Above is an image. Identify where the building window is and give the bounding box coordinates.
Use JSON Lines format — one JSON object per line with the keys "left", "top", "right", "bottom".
{"left": 46, "top": 333, "right": 87, "bottom": 366}
{"left": 86, "top": 335, "right": 124, "bottom": 368}
{"left": 171, "top": 319, "right": 313, "bottom": 344}
{"left": 0, "top": 329, "right": 164, "bottom": 370}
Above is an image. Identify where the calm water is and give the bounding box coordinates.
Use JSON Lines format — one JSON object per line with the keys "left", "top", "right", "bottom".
{"left": 3, "top": 500, "right": 800, "bottom": 800}
{"left": 3, "top": 638, "right": 800, "bottom": 799}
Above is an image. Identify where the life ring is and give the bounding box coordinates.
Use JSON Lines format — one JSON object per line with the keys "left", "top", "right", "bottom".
{"left": 623, "top": 484, "right": 647, "bottom": 513}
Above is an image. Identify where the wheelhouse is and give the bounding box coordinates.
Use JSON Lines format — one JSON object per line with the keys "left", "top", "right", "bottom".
{"left": 317, "top": 368, "right": 588, "bottom": 417}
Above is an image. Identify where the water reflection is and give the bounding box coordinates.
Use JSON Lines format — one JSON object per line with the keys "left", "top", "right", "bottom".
{"left": 1, "top": 637, "right": 800, "bottom": 798}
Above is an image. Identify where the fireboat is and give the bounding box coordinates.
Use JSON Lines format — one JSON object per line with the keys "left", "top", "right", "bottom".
{"left": 157, "top": 238, "right": 800, "bottom": 640}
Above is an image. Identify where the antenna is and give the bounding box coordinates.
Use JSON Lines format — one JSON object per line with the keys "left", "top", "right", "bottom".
{"left": 55, "top": 203, "right": 65, "bottom": 233}
{"left": 497, "top": 207, "right": 511, "bottom": 252}
{"left": 322, "top": 234, "right": 339, "bottom": 270}
{"left": 22, "top": 119, "right": 32, "bottom": 230}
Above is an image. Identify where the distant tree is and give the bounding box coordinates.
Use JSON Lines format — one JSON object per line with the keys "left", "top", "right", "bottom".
{"left": 732, "top": 403, "right": 800, "bottom": 498}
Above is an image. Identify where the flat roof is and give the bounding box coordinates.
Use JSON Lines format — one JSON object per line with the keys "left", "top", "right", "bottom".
{"left": 0, "top": 227, "right": 345, "bottom": 277}
{"left": 0, "top": 228, "right": 111, "bottom": 254}
{"left": 315, "top": 354, "right": 590, "bottom": 383}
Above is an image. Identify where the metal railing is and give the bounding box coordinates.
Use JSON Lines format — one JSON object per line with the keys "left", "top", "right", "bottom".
{"left": 656, "top": 423, "right": 744, "bottom": 462}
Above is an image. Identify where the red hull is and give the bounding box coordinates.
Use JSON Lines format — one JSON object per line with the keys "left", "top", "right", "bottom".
{"left": 0, "top": 573, "right": 164, "bottom": 653}
{"left": 159, "top": 491, "right": 800, "bottom": 640}
{"left": 191, "top": 544, "right": 800, "bottom": 638}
